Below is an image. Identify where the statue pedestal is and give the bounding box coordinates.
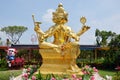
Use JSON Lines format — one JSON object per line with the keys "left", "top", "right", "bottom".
{"left": 38, "top": 46, "right": 83, "bottom": 75}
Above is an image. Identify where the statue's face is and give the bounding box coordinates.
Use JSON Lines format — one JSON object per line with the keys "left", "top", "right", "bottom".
{"left": 52, "top": 14, "right": 67, "bottom": 24}
{"left": 7, "top": 48, "right": 16, "bottom": 56}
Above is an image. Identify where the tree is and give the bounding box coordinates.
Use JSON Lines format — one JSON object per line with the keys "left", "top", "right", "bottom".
{"left": 0, "top": 26, "right": 28, "bottom": 44}
{"left": 109, "top": 34, "right": 120, "bottom": 48}
{"left": 95, "top": 29, "right": 116, "bottom": 47}
{"left": 104, "top": 34, "right": 120, "bottom": 67}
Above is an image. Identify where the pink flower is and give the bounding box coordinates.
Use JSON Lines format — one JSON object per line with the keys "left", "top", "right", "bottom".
{"left": 63, "top": 79, "right": 69, "bottom": 80}
{"left": 93, "top": 67, "right": 98, "bottom": 72}
{"left": 32, "top": 75, "right": 36, "bottom": 80}
{"left": 90, "top": 75, "right": 95, "bottom": 80}
{"left": 22, "top": 73, "right": 28, "bottom": 78}
{"left": 72, "top": 74, "right": 77, "bottom": 78}
{"left": 51, "top": 77, "right": 56, "bottom": 80}
{"left": 82, "top": 70, "right": 87, "bottom": 74}
{"left": 85, "top": 65, "right": 90, "bottom": 69}
{"left": 78, "top": 77, "right": 82, "bottom": 80}
{"left": 22, "top": 73, "right": 28, "bottom": 80}
{"left": 76, "top": 78, "right": 81, "bottom": 80}
{"left": 27, "top": 68, "right": 31, "bottom": 72}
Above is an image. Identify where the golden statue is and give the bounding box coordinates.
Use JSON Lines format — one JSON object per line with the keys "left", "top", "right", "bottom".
{"left": 33, "top": 3, "right": 90, "bottom": 75}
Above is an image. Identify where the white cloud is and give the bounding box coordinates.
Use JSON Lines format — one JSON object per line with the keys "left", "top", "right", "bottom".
{"left": 42, "top": 9, "right": 55, "bottom": 24}
{"left": 89, "top": 14, "right": 120, "bottom": 34}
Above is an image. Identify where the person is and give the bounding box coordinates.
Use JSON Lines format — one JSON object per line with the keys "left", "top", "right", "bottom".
{"left": 6, "top": 38, "right": 11, "bottom": 46}
{"left": 34, "top": 3, "right": 90, "bottom": 72}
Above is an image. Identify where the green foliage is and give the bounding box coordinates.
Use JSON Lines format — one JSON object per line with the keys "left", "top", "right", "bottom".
{"left": 102, "top": 45, "right": 120, "bottom": 70}
{"left": 36, "top": 71, "right": 44, "bottom": 80}
{"left": 0, "top": 58, "right": 8, "bottom": 70}
{"left": 0, "top": 25, "right": 28, "bottom": 44}
{"left": 29, "top": 65, "right": 38, "bottom": 78}
{"left": 109, "top": 34, "right": 120, "bottom": 48}
{"left": 36, "top": 73, "right": 70, "bottom": 80}
{"left": 95, "top": 29, "right": 120, "bottom": 69}
{"left": 113, "top": 71, "right": 120, "bottom": 80}
{"left": 95, "top": 29, "right": 116, "bottom": 46}
{"left": 0, "top": 49, "right": 7, "bottom": 58}
{"left": 82, "top": 74, "right": 90, "bottom": 80}
{"left": 99, "top": 69, "right": 115, "bottom": 78}
{"left": 17, "top": 49, "right": 42, "bottom": 65}
{"left": 0, "top": 70, "right": 22, "bottom": 80}
{"left": 45, "top": 74, "right": 53, "bottom": 80}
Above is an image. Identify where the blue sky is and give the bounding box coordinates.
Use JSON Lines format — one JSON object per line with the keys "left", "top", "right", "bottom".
{"left": 0, "top": 0, "right": 120, "bottom": 45}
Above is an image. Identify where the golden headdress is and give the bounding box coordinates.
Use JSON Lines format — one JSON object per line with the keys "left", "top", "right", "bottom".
{"left": 52, "top": 3, "right": 68, "bottom": 24}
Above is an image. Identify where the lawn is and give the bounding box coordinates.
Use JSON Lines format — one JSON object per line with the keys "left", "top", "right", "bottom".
{"left": 0, "top": 69, "right": 22, "bottom": 80}
{"left": 99, "top": 69, "right": 116, "bottom": 78}
{"left": 0, "top": 69, "right": 116, "bottom": 80}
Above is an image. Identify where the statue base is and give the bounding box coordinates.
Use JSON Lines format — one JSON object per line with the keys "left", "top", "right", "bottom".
{"left": 37, "top": 46, "right": 83, "bottom": 75}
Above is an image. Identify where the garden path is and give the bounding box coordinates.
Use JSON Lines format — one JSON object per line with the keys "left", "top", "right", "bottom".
{"left": 13, "top": 74, "right": 22, "bottom": 80}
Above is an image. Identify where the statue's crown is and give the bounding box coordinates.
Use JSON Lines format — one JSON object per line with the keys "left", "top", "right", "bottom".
{"left": 53, "top": 3, "right": 68, "bottom": 17}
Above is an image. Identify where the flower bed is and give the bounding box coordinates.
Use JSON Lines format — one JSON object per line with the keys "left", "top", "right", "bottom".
{"left": 22, "top": 65, "right": 98, "bottom": 80}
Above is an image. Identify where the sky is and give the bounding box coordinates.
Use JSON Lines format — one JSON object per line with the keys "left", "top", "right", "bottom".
{"left": 0, "top": 0, "right": 120, "bottom": 45}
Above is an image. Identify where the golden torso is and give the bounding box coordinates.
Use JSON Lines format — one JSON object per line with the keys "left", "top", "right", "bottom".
{"left": 46, "top": 25, "right": 71, "bottom": 45}
{"left": 52, "top": 25, "right": 70, "bottom": 45}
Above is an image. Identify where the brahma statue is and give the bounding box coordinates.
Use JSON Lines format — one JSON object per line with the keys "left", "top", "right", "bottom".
{"left": 33, "top": 3, "right": 90, "bottom": 74}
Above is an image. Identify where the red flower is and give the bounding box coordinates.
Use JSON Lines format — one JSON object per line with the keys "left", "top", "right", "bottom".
{"left": 115, "top": 66, "right": 120, "bottom": 71}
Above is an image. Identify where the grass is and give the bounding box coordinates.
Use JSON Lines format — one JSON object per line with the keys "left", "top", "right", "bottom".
{"left": 0, "top": 69, "right": 22, "bottom": 80}
{"left": 0, "top": 69, "right": 116, "bottom": 80}
{"left": 99, "top": 69, "right": 116, "bottom": 78}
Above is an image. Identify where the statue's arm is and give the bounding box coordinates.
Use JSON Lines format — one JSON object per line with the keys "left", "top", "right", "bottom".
{"left": 34, "top": 22, "right": 45, "bottom": 35}
{"left": 43, "top": 26, "right": 57, "bottom": 39}
{"left": 34, "top": 23, "right": 55, "bottom": 42}
{"left": 69, "top": 31, "right": 80, "bottom": 41}
{"left": 34, "top": 22, "right": 46, "bottom": 42}
{"left": 66, "top": 27, "right": 79, "bottom": 41}
{"left": 77, "top": 25, "right": 90, "bottom": 36}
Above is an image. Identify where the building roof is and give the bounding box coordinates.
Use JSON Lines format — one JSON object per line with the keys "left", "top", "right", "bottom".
{"left": 11, "top": 44, "right": 39, "bottom": 49}
{"left": 0, "top": 44, "right": 109, "bottom": 51}
{"left": 80, "top": 45, "right": 100, "bottom": 50}
{"left": 11, "top": 44, "right": 100, "bottom": 50}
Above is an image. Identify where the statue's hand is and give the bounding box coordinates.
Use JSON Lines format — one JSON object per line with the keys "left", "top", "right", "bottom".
{"left": 76, "top": 36, "right": 80, "bottom": 41}
{"left": 34, "top": 26, "right": 39, "bottom": 31}
{"left": 40, "top": 35, "right": 45, "bottom": 42}
{"left": 77, "top": 25, "right": 90, "bottom": 36}
{"left": 82, "top": 26, "right": 90, "bottom": 31}
{"left": 34, "top": 22, "right": 40, "bottom": 31}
